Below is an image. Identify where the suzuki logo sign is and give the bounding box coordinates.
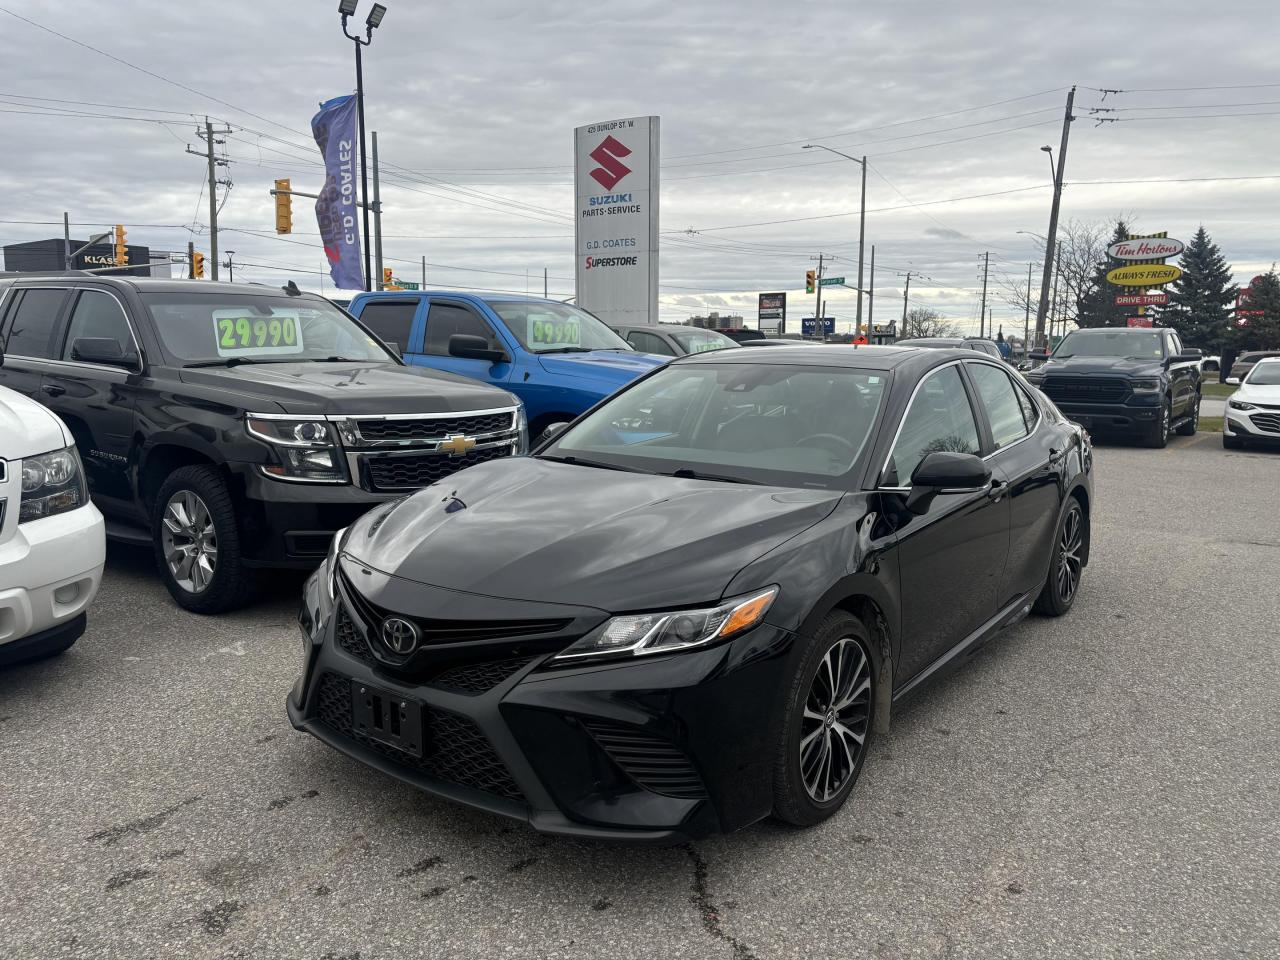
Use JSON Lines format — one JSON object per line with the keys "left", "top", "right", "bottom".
{"left": 588, "top": 135, "right": 632, "bottom": 190}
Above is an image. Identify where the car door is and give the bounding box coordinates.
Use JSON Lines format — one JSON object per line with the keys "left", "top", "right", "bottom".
{"left": 965, "top": 360, "right": 1060, "bottom": 607}
{"left": 39, "top": 288, "right": 144, "bottom": 515}
{"left": 882, "top": 362, "right": 1012, "bottom": 683}
{"left": 1164, "top": 331, "right": 1196, "bottom": 417}
{"left": 417, "top": 299, "right": 514, "bottom": 386}
{"left": 355, "top": 298, "right": 423, "bottom": 357}
{"left": 0, "top": 286, "right": 71, "bottom": 402}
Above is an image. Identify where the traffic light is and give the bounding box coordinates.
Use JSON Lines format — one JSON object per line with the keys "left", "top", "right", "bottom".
{"left": 805, "top": 270, "right": 816, "bottom": 294}
{"left": 114, "top": 224, "right": 128, "bottom": 266}
{"left": 274, "top": 178, "right": 293, "bottom": 235}
{"left": 192, "top": 251, "right": 205, "bottom": 279}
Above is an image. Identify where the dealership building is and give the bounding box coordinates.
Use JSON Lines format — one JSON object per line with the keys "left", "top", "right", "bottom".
{"left": 2, "top": 238, "right": 164, "bottom": 276}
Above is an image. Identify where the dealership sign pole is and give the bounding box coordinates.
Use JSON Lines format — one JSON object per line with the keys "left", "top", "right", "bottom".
{"left": 574, "top": 117, "right": 660, "bottom": 326}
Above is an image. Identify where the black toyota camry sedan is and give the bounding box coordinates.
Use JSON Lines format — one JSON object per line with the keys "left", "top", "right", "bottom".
{"left": 288, "top": 345, "right": 1093, "bottom": 841}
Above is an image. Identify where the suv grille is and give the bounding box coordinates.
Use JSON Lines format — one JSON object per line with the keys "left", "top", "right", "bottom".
{"left": 1041, "top": 376, "right": 1129, "bottom": 404}
{"left": 314, "top": 672, "right": 524, "bottom": 802}
{"left": 581, "top": 718, "right": 707, "bottom": 799}
{"left": 1251, "top": 412, "right": 1280, "bottom": 434}
{"left": 361, "top": 444, "right": 514, "bottom": 492}
{"left": 356, "top": 412, "right": 515, "bottom": 442}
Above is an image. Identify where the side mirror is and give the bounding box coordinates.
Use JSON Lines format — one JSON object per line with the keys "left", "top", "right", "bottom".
{"left": 1226, "top": 376, "right": 1240, "bottom": 385}
{"left": 1028, "top": 351, "right": 1051, "bottom": 362}
{"left": 903, "top": 452, "right": 991, "bottom": 515}
{"left": 71, "top": 337, "right": 133, "bottom": 368}
{"left": 383, "top": 340, "right": 402, "bottom": 358}
{"left": 449, "top": 333, "right": 508, "bottom": 363}
{"left": 539, "top": 421, "right": 569, "bottom": 442}
{"left": 1182, "top": 347, "right": 1203, "bottom": 357}
{"left": 1167, "top": 353, "right": 1201, "bottom": 367}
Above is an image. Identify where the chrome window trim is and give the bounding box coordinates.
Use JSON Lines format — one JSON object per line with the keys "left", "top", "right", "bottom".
{"left": 0, "top": 284, "right": 144, "bottom": 372}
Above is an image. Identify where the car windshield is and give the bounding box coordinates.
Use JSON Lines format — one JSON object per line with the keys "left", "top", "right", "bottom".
{"left": 487, "top": 301, "right": 633, "bottom": 354}
{"left": 671, "top": 329, "right": 737, "bottom": 353}
{"left": 141, "top": 291, "right": 396, "bottom": 365}
{"left": 540, "top": 361, "right": 888, "bottom": 487}
{"left": 1053, "top": 330, "right": 1163, "bottom": 359}
{"left": 1245, "top": 361, "right": 1280, "bottom": 385}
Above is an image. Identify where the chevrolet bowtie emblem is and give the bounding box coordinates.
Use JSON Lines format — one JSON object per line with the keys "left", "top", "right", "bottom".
{"left": 440, "top": 434, "right": 477, "bottom": 457}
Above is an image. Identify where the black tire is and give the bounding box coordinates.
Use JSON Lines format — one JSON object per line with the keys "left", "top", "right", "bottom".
{"left": 152, "top": 465, "right": 255, "bottom": 614}
{"left": 772, "top": 612, "right": 876, "bottom": 827}
{"left": 1033, "top": 498, "right": 1086, "bottom": 616}
{"left": 1175, "top": 394, "right": 1199, "bottom": 436}
{"left": 1143, "top": 399, "right": 1171, "bottom": 448}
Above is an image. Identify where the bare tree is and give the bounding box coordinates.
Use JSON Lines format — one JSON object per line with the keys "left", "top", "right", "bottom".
{"left": 998, "top": 218, "right": 1111, "bottom": 334}
{"left": 901, "top": 307, "right": 960, "bottom": 339}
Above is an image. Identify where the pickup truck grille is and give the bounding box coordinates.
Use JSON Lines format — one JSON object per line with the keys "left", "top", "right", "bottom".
{"left": 360, "top": 443, "right": 515, "bottom": 492}
{"left": 355, "top": 412, "right": 515, "bottom": 442}
{"left": 1041, "top": 376, "right": 1129, "bottom": 404}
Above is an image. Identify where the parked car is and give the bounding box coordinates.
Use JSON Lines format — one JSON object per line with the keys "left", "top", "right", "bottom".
{"left": 0, "top": 276, "right": 525, "bottom": 613}
{"left": 346, "top": 292, "right": 665, "bottom": 440}
{"left": 0, "top": 384, "right": 104, "bottom": 665}
{"left": 289, "top": 345, "right": 1093, "bottom": 839}
{"left": 1226, "top": 350, "right": 1280, "bottom": 385}
{"left": 1023, "top": 327, "right": 1201, "bottom": 447}
{"left": 897, "top": 336, "right": 1004, "bottom": 360}
{"left": 716, "top": 328, "right": 767, "bottom": 344}
{"left": 1199, "top": 355, "right": 1221, "bottom": 377}
{"left": 611, "top": 324, "right": 738, "bottom": 357}
{"left": 1223, "top": 357, "right": 1280, "bottom": 449}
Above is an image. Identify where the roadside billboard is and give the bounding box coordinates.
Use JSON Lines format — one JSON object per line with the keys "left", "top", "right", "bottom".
{"left": 574, "top": 116, "right": 660, "bottom": 326}
{"left": 758, "top": 292, "right": 786, "bottom": 335}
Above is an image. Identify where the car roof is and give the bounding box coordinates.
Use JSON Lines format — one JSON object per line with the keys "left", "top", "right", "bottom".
{"left": 673, "top": 343, "right": 980, "bottom": 372}
{"left": 898, "top": 337, "right": 964, "bottom": 346}
{"left": 6, "top": 274, "right": 320, "bottom": 298}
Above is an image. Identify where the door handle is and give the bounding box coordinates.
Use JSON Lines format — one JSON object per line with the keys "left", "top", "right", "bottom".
{"left": 41, "top": 384, "right": 66, "bottom": 398}
{"left": 987, "top": 478, "right": 1007, "bottom": 502}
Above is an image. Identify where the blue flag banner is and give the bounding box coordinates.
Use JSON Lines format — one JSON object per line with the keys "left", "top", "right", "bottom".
{"left": 311, "top": 95, "right": 363, "bottom": 290}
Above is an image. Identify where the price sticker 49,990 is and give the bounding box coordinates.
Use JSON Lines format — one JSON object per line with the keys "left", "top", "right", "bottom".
{"left": 212, "top": 309, "right": 304, "bottom": 357}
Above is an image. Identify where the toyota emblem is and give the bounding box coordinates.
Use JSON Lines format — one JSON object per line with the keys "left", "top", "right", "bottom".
{"left": 380, "top": 617, "right": 420, "bottom": 655}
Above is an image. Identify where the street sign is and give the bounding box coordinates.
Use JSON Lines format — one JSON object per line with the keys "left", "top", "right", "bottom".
{"left": 801, "top": 317, "right": 835, "bottom": 336}
{"left": 397, "top": 280, "right": 420, "bottom": 290}
{"left": 1115, "top": 293, "right": 1168, "bottom": 307}
{"left": 819, "top": 276, "right": 845, "bottom": 287}
{"left": 1106, "top": 264, "right": 1181, "bottom": 287}
{"left": 1126, "top": 317, "right": 1155, "bottom": 328}
{"left": 1108, "top": 237, "right": 1184, "bottom": 261}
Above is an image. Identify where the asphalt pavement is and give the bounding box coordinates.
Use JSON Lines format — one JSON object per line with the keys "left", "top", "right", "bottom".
{"left": 2, "top": 432, "right": 1277, "bottom": 960}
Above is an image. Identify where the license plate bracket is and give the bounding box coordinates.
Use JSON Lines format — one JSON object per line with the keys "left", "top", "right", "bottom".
{"left": 351, "top": 679, "right": 425, "bottom": 758}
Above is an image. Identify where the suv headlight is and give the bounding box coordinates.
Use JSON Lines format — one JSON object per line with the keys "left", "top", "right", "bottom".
{"left": 1228, "top": 398, "right": 1256, "bottom": 411}
{"left": 555, "top": 586, "right": 778, "bottom": 662}
{"left": 515, "top": 402, "right": 529, "bottom": 456}
{"left": 20, "top": 446, "right": 88, "bottom": 523}
{"left": 1130, "top": 379, "right": 1161, "bottom": 393}
{"left": 247, "top": 415, "right": 347, "bottom": 483}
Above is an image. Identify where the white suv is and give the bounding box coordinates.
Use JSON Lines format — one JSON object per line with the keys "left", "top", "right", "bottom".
{"left": 0, "top": 384, "right": 105, "bottom": 665}
{"left": 1223, "top": 357, "right": 1280, "bottom": 449}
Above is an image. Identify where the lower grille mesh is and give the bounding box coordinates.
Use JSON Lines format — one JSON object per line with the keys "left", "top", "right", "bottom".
{"left": 314, "top": 672, "right": 525, "bottom": 802}
{"left": 582, "top": 718, "right": 707, "bottom": 800}
{"left": 430, "top": 657, "right": 535, "bottom": 694}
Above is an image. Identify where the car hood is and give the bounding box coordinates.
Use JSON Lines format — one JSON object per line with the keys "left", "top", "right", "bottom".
{"left": 535, "top": 350, "right": 666, "bottom": 384}
{"left": 1038, "top": 356, "right": 1163, "bottom": 376}
{"left": 1237, "top": 381, "right": 1280, "bottom": 405}
{"left": 0, "top": 385, "right": 69, "bottom": 457}
{"left": 177, "top": 362, "right": 516, "bottom": 416}
{"left": 342, "top": 456, "right": 841, "bottom": 611}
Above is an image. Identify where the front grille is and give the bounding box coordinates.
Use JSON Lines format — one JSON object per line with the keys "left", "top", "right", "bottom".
{"left": 430, "top": 656, "right": 536, "bottom": 695}
{"left": 356, "top": 412, "right": 515, "bottom": 442}
{"left": 1041, "top": 376, "right": 1129, "bottom": 404}
{"left": 334, "top": 608, "right": 373, "bottom": 664}
{"left": 314, "top": 672, "right": 524, "bottom": 802}
{"left": 582, "top": 719, "right": 707, "bottom": 800}
{"left": 361, "top": 444, "right": 514, "bottom": 492}
{"left": 1251, "top": 412, "right": 1280, "bottom": 434}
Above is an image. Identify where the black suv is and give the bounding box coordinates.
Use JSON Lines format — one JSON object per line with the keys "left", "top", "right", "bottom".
{"left": 0, "top": 276, "right": 525, "bottom": 612}
{"left": 1024, "top": 327, "right": 1201, "bottom": 447}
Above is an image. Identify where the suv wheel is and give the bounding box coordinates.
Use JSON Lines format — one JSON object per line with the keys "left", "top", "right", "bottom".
{"left": 772, "top": 612, "right": 875, "bottom": 827}
{"left": 1144, "top": 399, "right": 1171, "bottom": 448}
{"left": 1033, "top": 499, "right": 1085, "bottom": 616}
{"left": 1175, "top": 394, "right": 1200, "bottom": 436}
{"left": 153, "top": 466, "right": 255, "bottom": 613}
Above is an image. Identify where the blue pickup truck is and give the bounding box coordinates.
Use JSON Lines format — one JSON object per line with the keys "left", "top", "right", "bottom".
{"left": 346, "top": 292, "right": 665, "bottom": 439}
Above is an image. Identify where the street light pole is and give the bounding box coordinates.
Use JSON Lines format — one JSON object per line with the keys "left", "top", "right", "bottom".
{"left": 1033, "top": 86, "right": 1075, "bottom": 351}
{"left": 340, "top": 1, "right": 387, "bottom": 293}
{"left": 803, "top": 144, "right": 867, "bottom": 331}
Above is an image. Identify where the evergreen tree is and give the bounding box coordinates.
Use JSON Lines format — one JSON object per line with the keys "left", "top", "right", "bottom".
{"left": 1076, "top": 219, "right": 1133, "bottom": 328}
{"left": 1240, "top": 269, "right": 1280, "bottom": 350}
{"left": 1162, "top": 226, "right": 1238, "bottom": 351}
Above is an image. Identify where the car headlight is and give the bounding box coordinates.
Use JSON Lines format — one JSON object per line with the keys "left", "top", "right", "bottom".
{"left": 1228, "top": 398, "right": 1256, "bottom": 411}
{"left": 515, "top": 401, "right": 529, "bottom": 456}
{"left": 247, "top": 414, "right": 347, "bottom": 483}
{"left": 323, "top": 526, "right": 349, "bottom": 601}
{"left": 19, "top": 446, "right": 88, "bottom": 523}
{"left": 1129, "top": 379, "right": 1161, "bottom": 393}
{"left": 555, "top": 586, "right": 778, "bottom": 662}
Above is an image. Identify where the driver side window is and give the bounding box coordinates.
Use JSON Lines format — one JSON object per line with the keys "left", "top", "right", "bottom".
{"left": 884, "top": 365, "right": 981, "bottom": 486}
{"left": 423, "top": 302, "right": 500, "bottom": 356}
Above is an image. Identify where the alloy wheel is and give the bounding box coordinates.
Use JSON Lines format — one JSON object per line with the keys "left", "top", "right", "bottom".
{"left": 1057, "top": 505, "right": 1084, "bottom": 604}
{"left": 161, "top": 490, "right": 218, "bottom": 594}
{"left": 799, "top": 638, "right": 872, "bottom": 803}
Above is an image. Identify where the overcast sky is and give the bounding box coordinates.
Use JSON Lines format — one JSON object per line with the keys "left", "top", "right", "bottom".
{"left": 1, "top": 0, "right": 1276, "bottom": 335}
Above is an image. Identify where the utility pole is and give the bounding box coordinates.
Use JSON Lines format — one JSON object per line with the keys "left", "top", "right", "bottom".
{"left": 63, "top": 212, "right": 72, "bottom": 270}
{"left": 901, "top": 272, "right": 912, "bottom": 331}
{"left": 856, "top": 155, "right": 866, "bottom": 333}
{"left": 979, "top": 251, "right": 990, "bottom": 339}
{"left": 187, "top": 241, "right": 196, "bottom": 280}
{"left": 421, "top": 256, "right": 426, "bottom": 289}
{"left": 1034, "top": 86, "right": 1076, "bottom": 350}
{"left": 225, "top": 251, "right": 235, "bottom": 282}
{"left": 1050, "top": 241, "right": 1062, "bottom": 343}
{"left": 811, "top": 253, "right": 825, "bottom": 338}
{"left": 372, "top": 131, "right": 384, "bottom": 291}
{"left": 868, "top": 245, "right": 875, "bottom": 332}
{"left": 186, "top": 118, "right": 232, "bottom": 281}
{"left": 544, "top": 267, "right": 548, "bottom": 299}
{"left": 1024, "top": 261, "right": 1033, "bottom": 357}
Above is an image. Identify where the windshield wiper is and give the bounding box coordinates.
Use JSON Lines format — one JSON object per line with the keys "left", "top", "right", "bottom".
{"left": 538, "top": 347, "right": 594, "bottom": 354}
{"left": 183, "top": 356, "right": 264, "bottom": 368}
{"left": 667, "top": 467, "right": 760, "bottom": 485}
{"left": 536, "top": 454, "right": 654, "bottom": 474}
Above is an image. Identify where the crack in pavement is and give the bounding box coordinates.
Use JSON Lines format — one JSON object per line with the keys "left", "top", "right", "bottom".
{"left": 686, "top": 845, "right": 757, "bottom": 960}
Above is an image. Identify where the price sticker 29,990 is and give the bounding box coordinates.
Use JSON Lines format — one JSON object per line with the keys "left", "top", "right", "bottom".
{"left": 213, "top": 309, "right": 304, "bottom": 357}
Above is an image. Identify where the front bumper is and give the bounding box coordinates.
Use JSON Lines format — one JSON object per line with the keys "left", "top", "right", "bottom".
{"left": 287, "top": 568, "right": 794, "bottom": 841}
{"left": 0, "top": 503, "right": 104, "bottom": 653}
{"left": 1224, "top": 408, "right": 1280, "bottom": 443}
{"left": 1046, "top": 400, "right": 1161, "bottom": 434}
